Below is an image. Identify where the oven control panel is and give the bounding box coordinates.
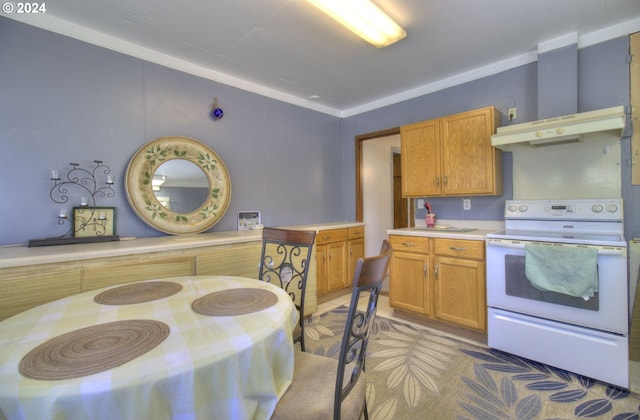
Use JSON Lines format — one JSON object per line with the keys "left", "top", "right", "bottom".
{"left": 504, "top": 199, "right": 623, "bottom": 220}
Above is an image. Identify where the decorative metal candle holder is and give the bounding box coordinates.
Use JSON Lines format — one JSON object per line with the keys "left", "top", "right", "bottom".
{"left": 29, "top": 160, "right": 119, "bottom": 247}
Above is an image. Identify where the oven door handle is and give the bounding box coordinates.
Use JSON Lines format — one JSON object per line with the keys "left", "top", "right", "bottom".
{"left": 486, "top": 239, "right": 626, "bottom": 256}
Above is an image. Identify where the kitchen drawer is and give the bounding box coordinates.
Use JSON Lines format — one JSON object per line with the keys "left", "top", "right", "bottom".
{"left": 348, "top": 226, "right": 364, "bottom": 240}
{"left": 389, "top": 235, "right": 429, "bottom": 254}
{"left": 434, "top": 238, "right": 484, "bottom": 260}
{"left": 316, "top": 228, "right": 347, "bottom": 245}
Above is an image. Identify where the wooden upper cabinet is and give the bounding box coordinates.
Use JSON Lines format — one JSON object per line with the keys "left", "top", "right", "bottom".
{"left": 441, "top": 107, "right": 502, "bottom": 195}
{"left": 400, "top": 119, "right": 441, "bottom": 196}
{"left": 400, "top": 106, "right": 502, "bottom": 197}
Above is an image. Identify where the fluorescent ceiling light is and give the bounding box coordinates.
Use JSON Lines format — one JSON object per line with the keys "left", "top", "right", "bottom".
{"left": 308, "top": 0, "right": 406, "bottom": 48}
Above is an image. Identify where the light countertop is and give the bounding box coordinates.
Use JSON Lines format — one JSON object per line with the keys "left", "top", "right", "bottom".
{"left": 285, "top": 221, "right": 365, "bottom": 231}
{"left": 0, "top": 222, "right": 364, "bottom": 268}
{"left": 388, "top": 219, "right": 504, "bottom": 241}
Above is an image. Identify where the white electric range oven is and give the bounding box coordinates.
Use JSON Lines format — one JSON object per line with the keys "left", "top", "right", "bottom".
{"left": 486, "top": 199, "right": 628, "bottom": 388}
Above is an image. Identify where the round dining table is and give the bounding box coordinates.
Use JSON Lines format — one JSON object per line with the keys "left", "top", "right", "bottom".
{"left": 0, "top": 275, "right": 298, "bottom": 420}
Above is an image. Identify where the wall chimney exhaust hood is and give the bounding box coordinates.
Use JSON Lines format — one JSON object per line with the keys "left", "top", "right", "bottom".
{"left": 491, "top": 105, "right": 625, "bottom": 150}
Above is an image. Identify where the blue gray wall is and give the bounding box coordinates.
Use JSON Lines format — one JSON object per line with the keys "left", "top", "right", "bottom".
{"left": 341, "top": 36, "right": 638, "bottom": 240}
{"left": 1, "top": 17, "right": 637, "bottom": 245}
{"left": 1, "top": 18, "right": 342, "bottom": 245}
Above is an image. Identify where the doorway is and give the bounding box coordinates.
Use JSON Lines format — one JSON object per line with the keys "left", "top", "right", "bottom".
{"left": 393, "top": 153, "right": 408, "bottom": 229}
{"left": 356, "top": 129, "right": 412, "bottom": 257}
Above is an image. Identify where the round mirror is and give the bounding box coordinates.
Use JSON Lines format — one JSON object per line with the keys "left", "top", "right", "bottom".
{"left": 125, "top": 136, "right": 231, "bottom": 234}
{"left": 153, "top": 160, "right": 209, "bottom": 213}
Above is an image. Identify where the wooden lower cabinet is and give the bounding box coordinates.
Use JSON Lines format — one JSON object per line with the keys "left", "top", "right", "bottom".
{"left": 316, "top": 229, "right": 348, "bottom": 296}
{"left": 390, "top": 250, "right": 431, "bottom": 315}
{"left": 326, "top": 241, "right": 347, "bottom": 292}
{"left": 434, "top": 255, "right": 486, "bottom": 331}
{"left": 347, "top": 226, "right": 365, "bottom": 284}
{"left": 316, "top": 245, "right": 328, "bottom": 296}
{"left": 83, "top": 254, "right": 193, "bottom": 291}
{"left": 389, "top": 235, "right": 431, "bottom": 315}
{"left": 195, "top": 242, "right": 262, "bottom": 277}
{"left": 1, "top": 225, "right": 371, "bottom": 320}
{"left": 389, "top": 235, "right": 487, "bottom": 332}
{"left": 433, "top": 238, "right": 485, "bottom": 330}
{"left": 316, "top": 226, "right": 365, "bottom": 297}
{"left": 0, "top": 263, "right": 82, "bottom": 321}
{"left": 0, "top": 240, "right": 274, "bottom": 321}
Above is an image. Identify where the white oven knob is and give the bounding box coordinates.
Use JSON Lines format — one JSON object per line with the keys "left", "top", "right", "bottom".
{"left": 606, "top": 204, "right": 618, "bottom": 213}
{"left": 518, "top": 205, "right": 528, "bottom": 213}
{"left": 591, "top": 204, "right": 604, "bottom": 213}
{"left": 507, "top": 204, "right": 518, "bottom": 213}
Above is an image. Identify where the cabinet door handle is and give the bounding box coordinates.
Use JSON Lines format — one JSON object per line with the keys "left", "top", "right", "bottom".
{"left": 449, "top": 246, "right": 466, "bottom": 251}
{"left": 328, "top": 251, "right": 332, "bottom": 261}
{"left": 401, "top": 242, "right": 414, "bottom": 247}
{"left": 435, "top": 264, "right": 439, "bottom": 280}
{"left": 436, "top": 177, "right": 440, "bottom": 187}
{"left": 322, "top": 235, "right": 330, "bottom": 240}
{"left": 444, "top": 175, "right": 448, "bottom": 185}
{"left": 423, "top": 263, "right": 428, "bottom": 279}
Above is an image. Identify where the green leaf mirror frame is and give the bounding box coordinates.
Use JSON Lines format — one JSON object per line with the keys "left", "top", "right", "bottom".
{"left": 125, "top": 136, "right": 231, "bottom": 234}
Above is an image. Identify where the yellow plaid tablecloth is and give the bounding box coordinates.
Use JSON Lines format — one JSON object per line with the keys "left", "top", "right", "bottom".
{"left": 0, "top": 276, "right": 298, "bottom": 420}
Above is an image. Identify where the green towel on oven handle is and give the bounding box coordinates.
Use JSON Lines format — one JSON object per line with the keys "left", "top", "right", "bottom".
{"left": 525, "top": 243, "right": 598, "bottom": 299}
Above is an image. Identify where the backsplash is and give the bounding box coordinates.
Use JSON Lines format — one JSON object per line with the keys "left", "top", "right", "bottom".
{"left": 511, "top": 133, "right": 622, "bottom": 199}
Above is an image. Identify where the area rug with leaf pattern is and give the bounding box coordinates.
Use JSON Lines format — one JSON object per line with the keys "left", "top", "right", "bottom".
{"left": 303, "top": 306, "right": 640, "bottom": 420}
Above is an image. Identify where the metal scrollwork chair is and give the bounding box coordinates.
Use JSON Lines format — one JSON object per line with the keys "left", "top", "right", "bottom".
{"left": 259, "top": 227, "right": 316, "bottom": 351}
{"left": 272, "top": 240, "right": 392, "bottom": 420}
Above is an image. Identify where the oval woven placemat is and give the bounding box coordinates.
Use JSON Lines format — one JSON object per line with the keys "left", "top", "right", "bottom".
{"left": 94, "top": 281, "right": 183, "bottom": 305}
{"left": 191, "top": 288, "right": 278, "bottom": 316}
{"left": 19, "top": 319, "right": 170, "bottom": 380}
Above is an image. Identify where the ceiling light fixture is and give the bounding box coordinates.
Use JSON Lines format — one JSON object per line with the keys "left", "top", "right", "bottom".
{"left": 307, "top": 0, "right": 406, "bottom": 48}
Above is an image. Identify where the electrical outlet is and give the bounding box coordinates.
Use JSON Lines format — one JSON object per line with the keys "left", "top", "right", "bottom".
{"left": 508, "top": 107, "right": 517, "bottom": 121}
{"left": 417, "top": 198, "right": 424, "bottom": 208}
{"left": 463, "top": 199, "right": 471, "bottom": 210}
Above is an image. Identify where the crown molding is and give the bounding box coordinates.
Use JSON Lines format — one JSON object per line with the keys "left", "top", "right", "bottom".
{"left": 6, "top": 14, "right": 640, "bottom": 119}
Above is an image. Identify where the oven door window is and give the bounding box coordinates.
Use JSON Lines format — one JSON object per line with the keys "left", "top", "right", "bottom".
{"left": 505, "top": 255, "right": 599, "bottom": 311}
